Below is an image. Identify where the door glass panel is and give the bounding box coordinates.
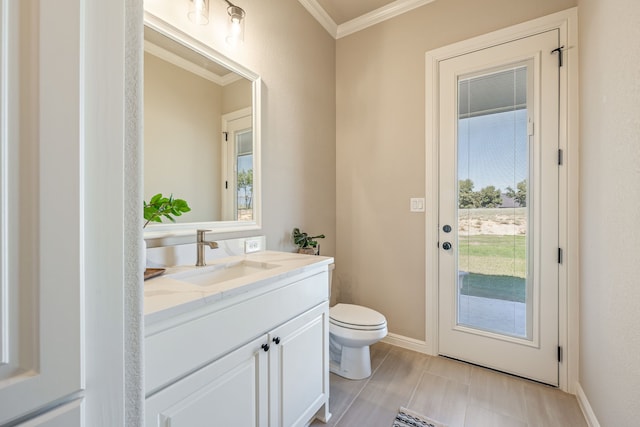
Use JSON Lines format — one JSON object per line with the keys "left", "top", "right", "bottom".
{"left": 456, "top": 65, "right": 531, "bottom": 339}
{"left": 235, "top": 130, "right": 253, "bottom": 221}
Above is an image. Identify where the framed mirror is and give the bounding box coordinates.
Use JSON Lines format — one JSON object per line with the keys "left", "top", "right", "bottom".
{"left": 143, "top": 15, "right": 261, "bottom": 240}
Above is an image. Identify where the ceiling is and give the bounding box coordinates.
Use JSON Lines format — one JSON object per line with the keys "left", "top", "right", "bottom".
{"left": 299, "top": 0, "right": 436, "bottom": 39}
{"left": 315, "top": 0, "right": 396, "bottom": 25}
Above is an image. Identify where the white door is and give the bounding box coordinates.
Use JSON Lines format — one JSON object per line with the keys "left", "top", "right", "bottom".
{"left": 438, "top": 30, "right": 560, "bottom": 385}
{"left": 1, "top": 1, "right": 131, "bottom": 425}
{"left": 0, "top": 1, "right": 83, "bottom": 423}
{"left": 222, "top": 109, "right": 253, "bottom": 221}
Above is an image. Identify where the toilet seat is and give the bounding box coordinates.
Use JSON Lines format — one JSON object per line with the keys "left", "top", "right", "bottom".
{"left": 329, "top": 304, "right": 387, "bottom": 331}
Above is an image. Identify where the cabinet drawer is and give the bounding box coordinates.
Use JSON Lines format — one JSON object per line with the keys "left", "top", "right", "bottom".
{"left": 146, "top": 271, "right": 328, "bottom": 395}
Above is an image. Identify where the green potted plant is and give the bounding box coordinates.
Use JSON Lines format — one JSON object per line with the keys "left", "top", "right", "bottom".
{"left": 143, "top": 193, "right": 191, "bottom": 228}
{"left": 142, "top": 193, "right": 191, "bottom": 279}
{"left": 292, "top": 227, "right": 325, "bottom": 255}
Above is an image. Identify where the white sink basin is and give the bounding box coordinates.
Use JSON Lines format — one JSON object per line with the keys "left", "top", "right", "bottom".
{"left": 170, "top": 260, "right": 280, "bottom": 287}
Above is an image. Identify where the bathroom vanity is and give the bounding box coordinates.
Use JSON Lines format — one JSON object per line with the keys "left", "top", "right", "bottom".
{"left": 144, "top": 251, "right": 333, "bottom": 427}
{"left": 141, "top": 6, "right": 332, "bottom": 426}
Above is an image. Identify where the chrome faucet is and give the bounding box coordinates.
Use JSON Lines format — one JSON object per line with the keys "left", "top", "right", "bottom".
{"left": 196, "top": 229, "right": 219, "bottom": 266}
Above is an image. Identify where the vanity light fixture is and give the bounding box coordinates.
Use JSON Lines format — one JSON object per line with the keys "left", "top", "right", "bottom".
{"left": 188, "top": 0, "right": 210, "bottom": 25}
{"left": 224, "top": 0, "right": 245, "bottom": 46}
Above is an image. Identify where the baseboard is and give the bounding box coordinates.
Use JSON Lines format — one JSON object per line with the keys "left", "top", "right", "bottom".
{"left": 576, "top": 382, "right": 601, "bottom": 427}
{"left": 381, "top": 333, "right": 431, "bottom": 354}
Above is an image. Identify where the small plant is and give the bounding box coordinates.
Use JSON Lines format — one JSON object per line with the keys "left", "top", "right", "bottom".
{"left": 292, "top": 227, "right": 325, "bottom": 249}
{"left": 143, "top": 193, "right": 191, "bottom": 228}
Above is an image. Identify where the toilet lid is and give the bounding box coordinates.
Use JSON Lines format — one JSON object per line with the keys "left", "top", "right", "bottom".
{"left": 329, "top": 304, "right": 386, "bottom": 329}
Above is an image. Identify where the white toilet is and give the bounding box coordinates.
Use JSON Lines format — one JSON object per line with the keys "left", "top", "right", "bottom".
{"left": 329, "top": 303, "right": 388, "bottom": 380}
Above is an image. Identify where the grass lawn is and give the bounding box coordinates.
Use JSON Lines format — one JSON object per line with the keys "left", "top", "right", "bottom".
{"left": 457, "top": 209, "right": 528, "bottom": 301}
{"left": 458, "top": 234, "right": 527, "bottom": 278}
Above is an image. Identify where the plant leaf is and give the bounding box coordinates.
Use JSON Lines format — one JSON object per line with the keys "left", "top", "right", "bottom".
{"left": 150, "top": 193, "right": 163, "bottom": 204}
{"left": 143, "top": 193, "right": 191, "bottom": 227}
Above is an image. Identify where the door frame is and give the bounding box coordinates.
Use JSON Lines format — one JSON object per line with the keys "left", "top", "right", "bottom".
{"left": 424, "top": 8, "right": 579, "bottom": 393}
{"left": 221, "top": 107, "right": 253, "bottom": 221}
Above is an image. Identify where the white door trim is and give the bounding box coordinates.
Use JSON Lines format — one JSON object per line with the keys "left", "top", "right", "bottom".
{"left": 425, "top": 7, "right": 579, "bottom": 393}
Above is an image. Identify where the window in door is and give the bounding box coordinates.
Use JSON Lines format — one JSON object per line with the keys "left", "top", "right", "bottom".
{"left": 235, "top": 129, "right": 253, "bottom": 221}
{"left": 457, "top": 64, "right": 531, "bottom": 339}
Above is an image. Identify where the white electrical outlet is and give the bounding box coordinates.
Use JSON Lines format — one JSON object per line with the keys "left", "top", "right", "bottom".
{"left": 410, "top": 197, "right": 425, "bottom": 212}
{"left": 244, "top": 238, "right": 261, "bottom": 253}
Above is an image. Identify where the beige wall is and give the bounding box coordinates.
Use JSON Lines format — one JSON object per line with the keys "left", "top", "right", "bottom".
{"left": 144, "top": 0, "right": 336, "bottom": 254}
{"left": 336, "top": 0, "right": 576, "bottom": 339}
{"left": 144, "top": 52, "right": 253, "bottom": 223}
{"left": 222, "top": 78, "right": 251, "bottom": 114}
{"left": 577, "top": 0, "right": 640, "bottom": 424}
{"left": 144, "top": 53, "right": 223, "bottom": 222}
{"left": 136, "top": 0, "right": 640, "bottom": 422}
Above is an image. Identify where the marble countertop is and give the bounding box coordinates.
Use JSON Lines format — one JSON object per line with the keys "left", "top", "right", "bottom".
{"left": 144, "top": 251, "right": 334, "bottom": 324}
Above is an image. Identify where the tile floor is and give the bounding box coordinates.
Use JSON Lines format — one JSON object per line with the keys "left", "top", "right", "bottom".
{"left": 312, "top": 342, "right": 587, "bottom": 427}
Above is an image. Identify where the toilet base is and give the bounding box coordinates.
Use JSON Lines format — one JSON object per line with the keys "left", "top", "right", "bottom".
{"left": 330, "top": 344, "right": 372, "bottom": 380}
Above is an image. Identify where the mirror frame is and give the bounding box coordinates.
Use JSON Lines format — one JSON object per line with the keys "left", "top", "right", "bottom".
{"left": 143, "top": 12, "right": 261, "bottom": 242}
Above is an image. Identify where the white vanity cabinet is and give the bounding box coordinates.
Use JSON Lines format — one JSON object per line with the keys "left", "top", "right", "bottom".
{"left": 144, "top": 262, "right": 331, "bottom": 427}
{"left": 268, "top": 303, "right": 329, "bottom": 427}
{"left": 146, "top": 334, "right": 269, "bottom": 426}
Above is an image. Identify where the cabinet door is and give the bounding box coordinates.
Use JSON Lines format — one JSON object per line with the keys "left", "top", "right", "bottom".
{"left": 16, "top": 400, "right": 83, "bottom": 427}
{"left": 269, "top": 303, "right": 329, "bottom": 427}
{"left": 146, "top": 335, "right": 268, "bottom": 427}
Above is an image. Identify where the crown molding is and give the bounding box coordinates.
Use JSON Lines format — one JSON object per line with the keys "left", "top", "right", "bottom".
{"left": 299, "top": 0, "right": 436, "bottom": 40}
{"left": 337, "top": 0, "right": 436, "bottom": 38}
{"left": 298, "top": 0, "right": 338, "bottom": 38}
{"left": 144, "top": 40, "right": 242, "bottom": 86}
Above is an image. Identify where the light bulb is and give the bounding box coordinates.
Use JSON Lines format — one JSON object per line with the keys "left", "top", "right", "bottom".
{"left": 188, "top": 0, "right": 209, "bottom": 25}
{"left": 226, "top": 5, "right": 245, "bottom": 46}
{"left": 231, "top": 20, "right": 241, "bottom": 35}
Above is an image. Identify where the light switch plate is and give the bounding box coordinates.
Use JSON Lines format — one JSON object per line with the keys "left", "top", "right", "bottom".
{"left": 410, "top": 197, "right": 425, "bottom": 212}
{"left": 244, "top": 238, "right": 262, "bottom": 253}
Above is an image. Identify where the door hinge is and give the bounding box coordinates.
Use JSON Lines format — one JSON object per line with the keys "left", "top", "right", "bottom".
{"left": 558, "top": 346, "right": 563, "bottom": 362}
{"left": 225, "top": 180, "right": 228, "bottom": 189}
{"left": 223, "top": 131, "right": 229, "bottom": 141}
{"left": 558, "top": 248, "right": 563, "bottom": 264}
{"left": 551, "top": 46, "right": 565, "bottom": 67}
{"left": 558, "top": 149, "right": 564, "bottom": 165}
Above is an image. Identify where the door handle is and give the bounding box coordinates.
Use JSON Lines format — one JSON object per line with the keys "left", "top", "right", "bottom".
{"left": 442, "top": 242, "right": 452, "bottom": 251}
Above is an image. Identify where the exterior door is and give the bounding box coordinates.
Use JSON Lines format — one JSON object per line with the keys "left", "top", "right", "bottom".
{"left": 222, "top": 109, "right": 253, "bottom": 221}
{"left": 438, "top": 29, "right": 560, "bottom": 385}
